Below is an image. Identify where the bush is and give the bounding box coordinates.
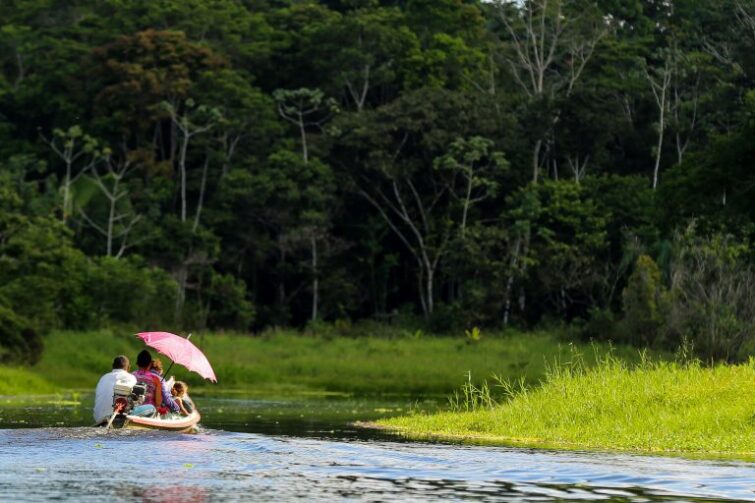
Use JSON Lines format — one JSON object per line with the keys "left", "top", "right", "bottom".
{"left": 203, "top": 272, "right": 255, "bottom": 330}
{"left": 0, "top": 305, "right": 42, "bottom": 364}
{"left": 622, "top": 255, "right": 665, "bottom": 347}
{"left": 426, "top": 303, "right": 466, "bottom": 334}
{"left": 580, "top": 307, "right": 617, "bottom": 342}
{"left": 663, "top": 231, "right": 755, "bottom": 361}
{"left": 617, "top": 229, "right": 755, "bottom": 361}
{"left": 82, "top": 256, "right": 177, "bottom": 328}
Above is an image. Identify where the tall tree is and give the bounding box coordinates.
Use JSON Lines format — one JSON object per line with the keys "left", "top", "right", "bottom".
{"left": 490, "top": 0, "right": 609, "bottom": 182}
{"left": 40, "top": 126, "right": 101, "bottom": 220}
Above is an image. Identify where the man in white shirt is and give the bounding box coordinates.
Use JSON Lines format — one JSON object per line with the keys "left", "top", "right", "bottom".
{"left": 93, "top": 355, "right": 137, "bottom": 424}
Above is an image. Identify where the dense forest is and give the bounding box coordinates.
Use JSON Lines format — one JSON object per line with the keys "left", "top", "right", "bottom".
{"left": 2, "top": 0, "right": 755, "bottom": 363}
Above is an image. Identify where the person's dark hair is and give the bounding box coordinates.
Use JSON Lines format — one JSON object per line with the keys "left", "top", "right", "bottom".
{"left": 112, "top": 355, "right": 130, "bottom": 370}
{"left": 136, "top": 349, "right": 152, "bottom": 369}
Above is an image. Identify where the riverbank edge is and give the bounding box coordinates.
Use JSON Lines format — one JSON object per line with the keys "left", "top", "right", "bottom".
{"left": 356, "top": 421, "right": 755, "bottom": 462}
{"left": 1, "top": 327, "right": 646, "bottom": 395}
{"left": 366, "top": 360, "right": 755, "bottom": 462}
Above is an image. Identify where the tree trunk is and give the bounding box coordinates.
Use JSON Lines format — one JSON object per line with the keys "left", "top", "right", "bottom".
{"left": 502, "top": 237, "right": 521, "bottom": 326}
{"left": 179, "top": 133, "right": 190, "bottom": 222}
{"left": 532, "top": 139, "right": 543, "bottom": 183}
{"left": 193, "top": 155, "right": 210, "bottom": 233}
{"left": 426, "top": 265, "right": 434, "bottom": 316}
{"left": 652, "top": 96, "right": 666, "bottom": 190}
{"left": 63, "top": 160, "right": 73, "bottom": 220}
{"left": 170, "top": 118, "right": 177, "bottom": 165}
{"left": 298, "top": 114, "right": 308, "bottom": 164}
{"left": 278, "top": 245, "right": 287, "bottom": 305}
{"left": 311, "top": 236, "right": 318, "bottom": 322}
{"left": 174, "top": 263, "right": 188, "bottom": 322}
{"left": 106, "top": 179, "right": 117, "bottom": 257}
{"left": 417, "top": 268, "right": 428, "bottom": 318}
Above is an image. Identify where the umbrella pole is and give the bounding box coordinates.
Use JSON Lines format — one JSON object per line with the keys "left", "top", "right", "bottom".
{"left": 163, "top": 360, "right": 175, "bottom": 381}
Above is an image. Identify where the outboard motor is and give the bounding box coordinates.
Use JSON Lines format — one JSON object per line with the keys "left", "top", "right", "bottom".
{"left": 112, "top": 381, "right": 147, "bottom": 416}
{"left": 130, "top": 383, "right": 147, "bottom": 408}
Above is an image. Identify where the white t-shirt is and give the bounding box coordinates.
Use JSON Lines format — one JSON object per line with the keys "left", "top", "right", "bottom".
{"left": 93, "top": 369, "right": 137, "bottom": 424}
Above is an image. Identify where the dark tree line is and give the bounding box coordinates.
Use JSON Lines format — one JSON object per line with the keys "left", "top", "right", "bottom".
{"left": 2, "top": 0, "right": 755, "bottom": 361}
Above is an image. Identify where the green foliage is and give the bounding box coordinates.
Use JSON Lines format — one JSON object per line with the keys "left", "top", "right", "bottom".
{"left": 381, "top": 357, "right": 755, "bottom": 458}
{"left": 579, "top": 307, "right": 617, "bottom": 342}
{"left": 0, "top": 367, "right": 54, "bottom": 395}
{"left": 82, "top": 256, "right": 178, "bottom": 328}
{"left": 0, "top": 306, "right": 41, "bottom": 364}
{"left": 663, "top": 229, "right": 755, "bottom": 362}
{"left": 202, "top": 272, "right": 255, "bottom": 330}
{"left": 464, "top": 327, "right": 482, "bottom": 343}
{"left": 510, "top": 180, "right": 609, "bottom": 314}
{"left": 91, "top": 29, "right": 224, "bottom": 133}
{"left": 622, "top": 254, "right": 665, "bottom": 346}
{"left": 615, "top": 228, "right": 755, "bottom": 362}
{"left": 27, "top": 327, "right": 642, "bottom": 395}
{"left": 448, "top": 371, "right": 496, "bottom": 412}
{"left": 0, "top": 211, "right": 89, "bottom": 331}
{"left": 0, "top": 0, "right": 754, "bottom": 351}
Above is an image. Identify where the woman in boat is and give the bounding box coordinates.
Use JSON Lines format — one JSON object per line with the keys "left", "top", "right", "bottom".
{"left": 133, "top": 350, "right": 180, "bottom": 416}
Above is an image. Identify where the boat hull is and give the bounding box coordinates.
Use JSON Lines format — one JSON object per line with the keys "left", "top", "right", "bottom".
{"left": 113, "top": 411, "right": 201, "bottom": 432}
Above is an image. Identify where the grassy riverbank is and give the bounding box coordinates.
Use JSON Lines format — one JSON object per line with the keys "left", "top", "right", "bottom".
{"left": 377, "top": 357, "right": 755, "bottom": 459}
{"left": 0, "top": 368, "right": 56, "bottom": 395}
{"left": 1, "top": 326, "right": 644, "bottom": 395}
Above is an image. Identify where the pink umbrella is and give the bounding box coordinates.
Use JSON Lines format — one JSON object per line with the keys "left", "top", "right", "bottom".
{"left": 136, "top": 332, "right": 217, "bottom": 382}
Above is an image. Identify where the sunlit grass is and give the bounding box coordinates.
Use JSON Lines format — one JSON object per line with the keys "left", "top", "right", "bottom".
{"left": 8, "top": 326, "right": 646, "bottom": 395}
{"left": 0, "top": 367, "right": 55, "bottom": 395}
{"left": 378, "top": 356, "right": 755, "bottom": 458}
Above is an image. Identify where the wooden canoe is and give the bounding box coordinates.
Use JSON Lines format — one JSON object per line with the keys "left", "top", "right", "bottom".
{"left": 119, "top": 410, "right": 201, "bottom": 432}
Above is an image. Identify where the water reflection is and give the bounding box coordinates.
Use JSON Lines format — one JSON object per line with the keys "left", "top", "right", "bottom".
{"left": 138, "top": 485, "right": 208, "bottom": 503}
{"left": 0, "top": 396, "right": 753, "bottom": 502}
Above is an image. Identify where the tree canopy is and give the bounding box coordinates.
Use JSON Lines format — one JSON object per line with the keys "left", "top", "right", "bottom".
{"left": 2, "top": 0, "right": 755, "bottom": 360}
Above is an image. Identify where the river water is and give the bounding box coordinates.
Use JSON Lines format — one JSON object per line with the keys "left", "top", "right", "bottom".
{"left": 0, "top": 394, "right": 753, "bottom": 502}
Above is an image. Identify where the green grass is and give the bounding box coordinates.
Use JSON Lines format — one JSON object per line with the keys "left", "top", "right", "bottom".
{"left": 377, "top": 357, "right": 755, "bottom": 459}
{"left": 5, "top": 326, "right": 644, "bottom": 395}
{"left": 0, "top": 367, "right": 55, "bottom": 395}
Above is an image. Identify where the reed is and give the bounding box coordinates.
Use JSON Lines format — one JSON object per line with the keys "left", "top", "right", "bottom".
{"left": 380, "top": 353, "right": 755, "bottom": 458}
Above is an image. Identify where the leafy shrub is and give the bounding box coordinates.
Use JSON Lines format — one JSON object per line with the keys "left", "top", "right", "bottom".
{"left": 663, "top": 230, "right": 755, "bottom": 361}
{"left": 82, "top": 256, "right": 177, "bottom": 328}
{"left": 617, "top": 229, "right": 755, "bottom": 361}
{"left": 465, "top": 326, "right": 482, "bottom": 342}
{"left": 580, "top": 307, "right": 617, "bottom": 342}
{"left": 426, "top": 303, "right": 465, "bottom": 333}
{"left": 199, "top": 271, "right": 254, "bottom": 330}
{"left": 622, "top": 254, "right": 666, "bottom": 347}
{"left": 0, "top": 305, "right": 42, "bottom": 364}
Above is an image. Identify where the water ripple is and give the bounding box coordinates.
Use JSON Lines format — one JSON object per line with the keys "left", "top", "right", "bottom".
{"left": 0, "top": 427, "right": 753, "bottom": 502}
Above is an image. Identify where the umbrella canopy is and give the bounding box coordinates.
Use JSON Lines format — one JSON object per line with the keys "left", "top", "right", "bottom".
{"left": 136, "top": 332, "right": 217, "bottom": 382}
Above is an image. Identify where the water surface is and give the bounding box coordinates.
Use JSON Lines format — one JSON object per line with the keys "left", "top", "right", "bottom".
{"left": 0, "top": 394, "right": 753, "bottom": 502}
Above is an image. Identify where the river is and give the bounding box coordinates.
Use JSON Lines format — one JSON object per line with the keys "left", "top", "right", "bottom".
{"left": 0, "top": 394, "right": 753, "bottom": 501}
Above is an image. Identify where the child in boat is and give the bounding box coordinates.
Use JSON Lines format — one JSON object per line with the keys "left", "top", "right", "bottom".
{"left": 171, "top": 381, "right": 194, "bottom": 416}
